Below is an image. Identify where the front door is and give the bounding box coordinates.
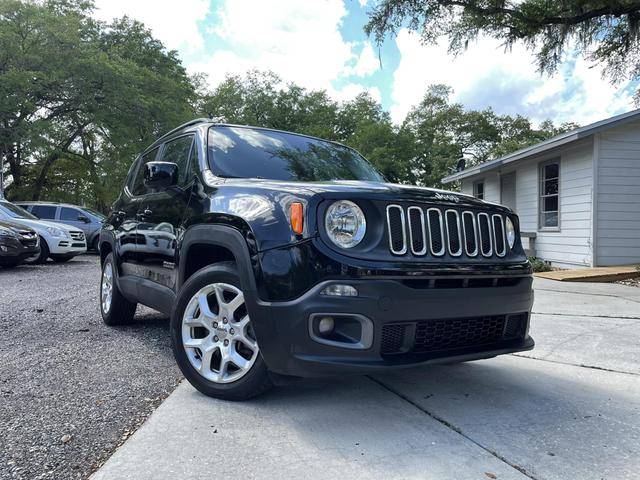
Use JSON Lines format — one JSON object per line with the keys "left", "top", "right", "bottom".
{"left": 136, "top": 134, "right": 196, "bottom": 291}
{"left": 500, "top": 172, "right": 517, "bottom": 211}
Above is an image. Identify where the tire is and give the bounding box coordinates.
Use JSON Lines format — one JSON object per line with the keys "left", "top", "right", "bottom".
{"left": 171, "top": 262, "right": 272, "bottom": 401}
{"left": 100, "top": 253, "right": 137, "bottom": 326}
{"left": 24, "top": 237, "right": 49, "bottom": 264}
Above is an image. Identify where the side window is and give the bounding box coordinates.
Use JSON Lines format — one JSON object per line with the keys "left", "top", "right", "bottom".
{"left": 60, "top": 207, "right": 82, "bottom": 221}
{"left": 473, "top": 180, "right": 484, "bottom": 200}
{"left": 131, "top": 147, "right": 159, "bottom": 196}
{"left": 32, "top": 205, "right": 57, "bottom": 219}
{"left": 160, "top": 135, "right": 194, "bottom": 186}
{"left": 539, "top": 160, "right": 560, "bottom": 229}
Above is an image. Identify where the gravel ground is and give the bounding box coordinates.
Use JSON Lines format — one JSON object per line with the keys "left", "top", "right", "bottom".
{"left": 0, "top": 255, "right": 182, "bottom": 479}
{"left": 616, "top": 277, "right": 640, "bottom": 287}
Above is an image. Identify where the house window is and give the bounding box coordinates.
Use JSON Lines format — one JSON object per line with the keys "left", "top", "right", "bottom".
{"left": 539, "top": 160, "right": 560, "bottom": 229}
{"left": 473, "top": 180, "right": 484, "bottom": 199}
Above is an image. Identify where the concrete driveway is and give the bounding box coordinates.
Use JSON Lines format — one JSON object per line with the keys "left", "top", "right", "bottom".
{"left": 92, "top": 279, "right": 640, "bottom": 480}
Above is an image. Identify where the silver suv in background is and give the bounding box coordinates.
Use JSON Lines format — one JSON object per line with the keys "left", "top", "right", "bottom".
{"left": 18, "top": 202, "right": 105, "bottom": 251}
{"left": 0, "top": 200, "right": 86, "bottom": 263}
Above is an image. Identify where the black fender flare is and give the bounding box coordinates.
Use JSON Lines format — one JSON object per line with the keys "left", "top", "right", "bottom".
{"left": 177, "top": 224, "right": 258, "bottom": 295}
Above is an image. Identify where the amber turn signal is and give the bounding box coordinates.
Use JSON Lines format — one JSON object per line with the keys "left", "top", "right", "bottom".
{"left": 290, "top": 202, "right": 304, "bottom": 234}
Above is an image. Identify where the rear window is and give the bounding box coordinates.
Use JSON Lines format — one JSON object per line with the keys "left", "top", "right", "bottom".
{"left": 31, "top": 205, "right": 57, "bottom": 219}
{"left": 207, "top": 126, "right": 384, "bottom": 182}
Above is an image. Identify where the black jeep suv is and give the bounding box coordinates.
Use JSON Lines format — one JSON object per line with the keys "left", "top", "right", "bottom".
{"left": 99, "top": 119, "right": 534, "bottom": 400}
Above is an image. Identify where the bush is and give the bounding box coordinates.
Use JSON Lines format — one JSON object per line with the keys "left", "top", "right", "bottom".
{"left": 528, "top": 256, "right": 552, "bottom": 272}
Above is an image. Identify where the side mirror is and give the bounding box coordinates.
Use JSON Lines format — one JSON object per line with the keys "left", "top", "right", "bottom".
{"left": 144, "top": 161, "right": 178, "bottom": 191}
{"left": 77, "top": 214, "right": 90, "bottom": 223}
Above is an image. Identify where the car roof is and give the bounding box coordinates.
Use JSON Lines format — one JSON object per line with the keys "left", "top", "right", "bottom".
{"left": 142, "top": 118, "right": 352, "bottom": 156}
{"left": 16, "top": 201, "right": 88, "bottom": 209}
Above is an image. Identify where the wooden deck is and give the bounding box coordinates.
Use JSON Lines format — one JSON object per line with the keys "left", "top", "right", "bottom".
{"left": 534, "top": 265, "right": 640, "bottom": 282}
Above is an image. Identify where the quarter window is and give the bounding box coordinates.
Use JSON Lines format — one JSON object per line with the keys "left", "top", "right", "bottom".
{"left": 160, "top": 135, "right": 194, "bottom": 186}
{"left": 473, "top": 181, "right": 484, "bottom": 199}
{"left": 540, "top": 161, "right": 560, "bottom": 229}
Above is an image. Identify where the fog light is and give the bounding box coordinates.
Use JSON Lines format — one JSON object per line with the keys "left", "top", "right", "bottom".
{"left": 321, "top": 284, "right": 358, "bottom": 297}
{"left": 318, "top": 316, "right": 335, "bottom": 335}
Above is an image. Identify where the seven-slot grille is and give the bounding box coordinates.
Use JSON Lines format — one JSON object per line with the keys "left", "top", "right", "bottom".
{"left": 386, "top": 205, "right": 509, "bottom": 258}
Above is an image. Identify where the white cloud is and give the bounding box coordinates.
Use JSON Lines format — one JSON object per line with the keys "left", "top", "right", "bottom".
{"left": 92, "top": 0, "right": 210, "bottom": 52}
{"left": 390, "top": 29, "right": 635, "bottom": 126}
{"left": 344, "top": 43, "right": 379, "bottom": 77}
{"left": 192, "top": 0, "right": 353, "bottom": 93}
{"left": 333, "top": 84, "right": 382, "bottom": 103}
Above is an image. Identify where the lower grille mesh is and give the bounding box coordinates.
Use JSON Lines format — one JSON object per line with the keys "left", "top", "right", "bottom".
{"left": 380, "top": 313, "right": 527, "bottom": 356}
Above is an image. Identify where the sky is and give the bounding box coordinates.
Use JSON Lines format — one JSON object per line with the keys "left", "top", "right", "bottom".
{"left": 92, "top": 0, "right": 637, "bottom": 127}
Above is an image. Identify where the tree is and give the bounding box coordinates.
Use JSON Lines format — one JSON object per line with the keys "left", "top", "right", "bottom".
{"left": 402, "top": 85, "right": 574, "bottom": 188}
{"left": 0, "top": 0, "right": 196, "bottom": 207}
{"left": 364, "top": 1, "right": 640, "bottom": 95}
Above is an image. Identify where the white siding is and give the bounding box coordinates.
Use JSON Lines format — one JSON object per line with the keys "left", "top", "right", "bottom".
{"left": 460, "top": 139, "right": 594, "bottom": 268}
{"left": 516, "top": 140, "right": 594, "bottom": 268}
{"left": 459, "top": 173, "right": 500, "bottom": 203}
{"left": 596, "top": 121, "right": 640, "bottom": 266}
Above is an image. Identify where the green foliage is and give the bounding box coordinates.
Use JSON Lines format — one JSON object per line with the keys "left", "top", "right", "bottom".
{"left": 365, "top": 0, "right": 640, "bottom": 97}
{"left": 0, "top": 1, "right": 577, "bottom": 211}
{"left": 0, "top": 0, "right": 196, "bottom": 210}
{"left": 528, "top": 256, "right": 553, "bottom": 273}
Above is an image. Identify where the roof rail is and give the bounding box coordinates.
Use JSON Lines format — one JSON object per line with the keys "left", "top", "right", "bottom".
{"left": 156, "top": 118, "right": 211, "bottom": 142}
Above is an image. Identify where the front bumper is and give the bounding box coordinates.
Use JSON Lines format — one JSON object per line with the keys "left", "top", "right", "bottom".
{"left": 48, "top": 238, "right": 87, "bottom": 255}
{"left": 247, "top": 275, "right": 534, "bottom": 377}
{"left": 0, "top": 235, "right": 40, "bottom": 263}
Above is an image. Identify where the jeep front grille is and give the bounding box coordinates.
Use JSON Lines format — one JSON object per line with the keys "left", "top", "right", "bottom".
{"left": 386, "top": 204, "right": 509, "bottom": 259}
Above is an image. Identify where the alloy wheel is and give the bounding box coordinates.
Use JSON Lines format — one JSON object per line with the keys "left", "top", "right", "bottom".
{"left": 101, "top": 262, "right": 113, "bottom": 314}
{"left": 181, "top": 283, "right": 259, "bottom": 384}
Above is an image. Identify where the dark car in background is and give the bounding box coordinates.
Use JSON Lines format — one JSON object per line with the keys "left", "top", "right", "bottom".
{"left": 0, "top": 220, "right": 40, "bottom": 268}
{"left": 98, "top": 119, "right": 534, "bottom": 400}
{"left": 17, "top": 202, "right": 105, "bottom": 251}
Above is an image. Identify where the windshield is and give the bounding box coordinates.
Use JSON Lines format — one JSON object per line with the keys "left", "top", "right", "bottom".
{"left": 84, "top": 208, "right": 106, "bottom": 220}
{"left": 0, "top": 201, "right": 38, "bottom": 220}
{"left": 207, "top": 126, "right": 384, "bottom": 182}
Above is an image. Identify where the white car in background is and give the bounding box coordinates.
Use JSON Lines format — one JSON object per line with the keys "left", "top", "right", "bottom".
{"left": 0, "top": 200, "right": 87, "bottom": 263}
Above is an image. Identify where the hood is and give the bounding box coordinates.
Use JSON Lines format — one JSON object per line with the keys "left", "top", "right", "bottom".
{"left": 3, "top": 218, "right": 80, "bottom": 234}
{"left": 222, "top": 179, "right": 503, "bottom": 210}
{"left": 0, "top": 220, "right": 36, "bottom": 234}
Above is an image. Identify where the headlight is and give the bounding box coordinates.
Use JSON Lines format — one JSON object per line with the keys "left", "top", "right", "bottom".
{"left": 324, "top": 200, "right": 366, "bottom": 248}
{"left": 46, "top": 226, "right": 65, "bottom": 237}
{"left": 0, "top": 226, "right": 16, "bottom": 237}
{"left": 505, "top": 217, "right": 516, "bottom": 249}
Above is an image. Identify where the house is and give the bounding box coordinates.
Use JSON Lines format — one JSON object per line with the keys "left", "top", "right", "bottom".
{"left": 442, "top": 109, "right": 640, "bottom": 269}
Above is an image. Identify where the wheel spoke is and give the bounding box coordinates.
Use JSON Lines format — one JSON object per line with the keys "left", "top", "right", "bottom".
{"left": 199, "top": 345, "right": 215, "bottom": 374}
{"left": 225, "top": 293, "right": 244, "bottom": 315}
{"left": 183, "top": 338, "right": 205, "bottom": 349}
{"left": 197, "top": 292, "right": 215, "bottom": 319}
{"left": 236, "top": 332, "right": 257, "bottom": 351}
{"left": 229, "top": 349, "right": 250, "bottom": 370}
{"left": 184, "top": 316, "right": 209, "bottom": 329}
